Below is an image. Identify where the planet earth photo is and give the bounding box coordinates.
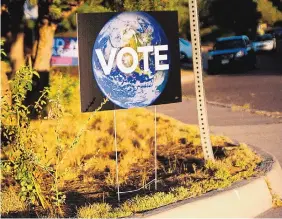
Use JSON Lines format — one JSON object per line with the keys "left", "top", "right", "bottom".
{"left": 92, "top": 12, "right": 170, "bottom": 108}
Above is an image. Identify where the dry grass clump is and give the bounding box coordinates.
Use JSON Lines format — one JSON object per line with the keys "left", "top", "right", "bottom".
{"left": 0, "top": 187, "right": 27, "bottom": 215}
{"left": 26, "top": 105, "right": 209, "bottom": 188}
{"left": 77, "top": 144, "right": 262, "bottom": 218}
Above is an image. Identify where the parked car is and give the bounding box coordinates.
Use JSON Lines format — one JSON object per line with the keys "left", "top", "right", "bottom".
{"left": 179, "top": 38, "right": 192, "bottom": 62}
{"left": 252, "top": 34, "right": 276, "bottom": 52}
{"left": 207, "top": 35, "right": 256, "bottom": 74}
{"left": 265, "top": 27, "right": 282, "bottom": 40}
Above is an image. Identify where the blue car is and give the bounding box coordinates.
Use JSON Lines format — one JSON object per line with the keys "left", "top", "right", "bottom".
{"left": 179, "top": 38, "right": 192, "bottom": 62}
{"left": 207, "top": 35, "right": 256, "bottom": 74}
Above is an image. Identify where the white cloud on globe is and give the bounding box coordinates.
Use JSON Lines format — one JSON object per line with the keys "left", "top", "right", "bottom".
{"left": 92, "top": 12, "right": 170, "bottom": 108}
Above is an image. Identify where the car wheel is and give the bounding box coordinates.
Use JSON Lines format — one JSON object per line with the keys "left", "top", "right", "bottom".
{"left": 207, "top": 66, "right": 217, "bottom": 75}
{"left": 207, "top": 61, "right": 216, "bottom": 74}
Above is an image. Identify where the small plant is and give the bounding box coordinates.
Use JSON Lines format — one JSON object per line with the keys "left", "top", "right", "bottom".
{"left": 265, "top": 179, "right": 282, "bottom": 207}
{"left": 205, "top": 160, "right": 231, "bottom": 180}
{"left": 78, "top": 191, "right": 178, "bottom": 218}
{"left": 77, "top": 203, "right": 113, "bottom": 218}
{"left": 1, "top": 64, "right": 49, "bottom": 208}
{"left": 171, "top": 186, "right": 189, "bottom": 200}
{"left": 1, "top": 65, "right": 109, "bottom": 217}
{"left": 273, "top": 193, "right": 282, "bottom": 207}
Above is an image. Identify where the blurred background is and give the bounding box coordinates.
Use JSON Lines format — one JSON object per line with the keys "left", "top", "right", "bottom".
{"left": 1, "top": 0, "right": 281, "bottom": 78}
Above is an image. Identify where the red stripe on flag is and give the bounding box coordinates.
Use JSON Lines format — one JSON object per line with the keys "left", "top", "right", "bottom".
{"left": 51, "top": 57, "right": 73, "bottom": 66}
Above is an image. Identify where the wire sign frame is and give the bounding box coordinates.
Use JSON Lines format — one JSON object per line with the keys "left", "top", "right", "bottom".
{"left": 113, "top": 105, "right": 158, "bottom": 202}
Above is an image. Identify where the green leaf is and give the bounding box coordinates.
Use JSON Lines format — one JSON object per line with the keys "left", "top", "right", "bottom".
{"left": 27, "top": 83, "right": 32, "bottom": 91}
{"left": 30, "top": 196, "right": 36, "bottom": 203}
{"left": 20, "top": 196, "right": 27, "bottom": 201}
{"left": 21, "top": 186, "right": 27, "bottom": 192}
{"left": 33, "top": 71, "right": 40, "bottom": 77}
{"left": 27, "top": 184, "right": 33, "bottom": 190}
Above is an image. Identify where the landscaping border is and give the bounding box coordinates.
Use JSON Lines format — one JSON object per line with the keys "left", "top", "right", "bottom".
{"left": 133, "top": 146, "right": 282, "bottom": 218}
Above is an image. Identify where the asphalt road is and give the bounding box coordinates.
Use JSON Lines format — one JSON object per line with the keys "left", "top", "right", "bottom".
{"left": 182, "top": 40, "right": 282, "bottom": 112}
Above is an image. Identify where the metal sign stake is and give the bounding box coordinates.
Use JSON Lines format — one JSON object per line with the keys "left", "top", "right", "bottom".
{"left": 154, "top": 105, "right": 158, "bottom": 190}
{"left": 113, "top": 109, "right": 120, "bottom": 201}
{"left": 189, "top": 0, "right": 215, "bottom": 160}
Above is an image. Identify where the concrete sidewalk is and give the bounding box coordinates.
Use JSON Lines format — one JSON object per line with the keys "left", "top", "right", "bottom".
{"left": 153, "top": 99, "right": 282, "bottom": 217}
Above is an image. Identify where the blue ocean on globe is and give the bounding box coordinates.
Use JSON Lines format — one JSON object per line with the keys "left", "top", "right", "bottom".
{"left": 92, "top": 12, "right": 170, "bottom": 108}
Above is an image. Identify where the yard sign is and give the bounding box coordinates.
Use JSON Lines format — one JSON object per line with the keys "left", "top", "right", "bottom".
{"left": 77, "top": 11, "right": 181, "bottom": 112}
{"left": 76, "top": 7, "right": 215, "bottom": 201}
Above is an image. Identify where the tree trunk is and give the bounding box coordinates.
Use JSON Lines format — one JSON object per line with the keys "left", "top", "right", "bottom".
{"left": 33, "top": 22, "right": 57, "bottom": 72}
{"left": 10, "top": 32, "right": 25, "bottom": 72}
{"left": 1, "top": 61, "right": 12, "bottom": 105}
{"left": 7, "top": 0, "right": 26, "bottom": 73}
{"left": 3, "top": 32, "right": 25, "bottom": 106}
{"left": 25, "top": 21, "right": 57, "bottom": 118}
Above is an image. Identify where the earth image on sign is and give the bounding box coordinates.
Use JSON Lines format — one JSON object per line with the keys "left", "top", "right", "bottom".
{"left": 92, "top": 12, "right": 170, "bottom": 108}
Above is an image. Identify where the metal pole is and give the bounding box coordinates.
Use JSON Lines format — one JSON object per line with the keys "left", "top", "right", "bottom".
{"left": 189, "top": 0, "right": 215, "bottom": 160}
{"left": 154, "top": 105, "right": 158, "bottom": 190}
{"left": 113, "top": 109, "right": 120, "bottom": 201}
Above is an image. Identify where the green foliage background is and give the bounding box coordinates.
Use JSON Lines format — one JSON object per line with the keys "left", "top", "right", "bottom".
{"left": 54, "top": 0, "right": 282, "bottom": 39}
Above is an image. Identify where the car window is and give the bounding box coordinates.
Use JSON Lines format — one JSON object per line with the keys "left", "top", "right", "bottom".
{"left": 214, "top": 39, "right": 245, "bottom": 50}
{"left": 255, "top": 34, "right": 273, "bottom": 41}
{"left": 179, "top": 38, "right": 190, "bottom": 46}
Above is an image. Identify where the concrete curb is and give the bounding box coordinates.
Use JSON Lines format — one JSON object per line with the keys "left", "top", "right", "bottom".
{"left": 206, "top": 100, "right": 282, "bottom": 120}
{"left": 146, "top": 178, "right": 272, "bottom": 218}
{"left": 206, "top": 100, "right": 233, "bottom": 109}
{"left": 266, "top": 158, "right": 282, "bottom": 199}
{"left": 140, "top": 152, "right": 282, "bottom": 218}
